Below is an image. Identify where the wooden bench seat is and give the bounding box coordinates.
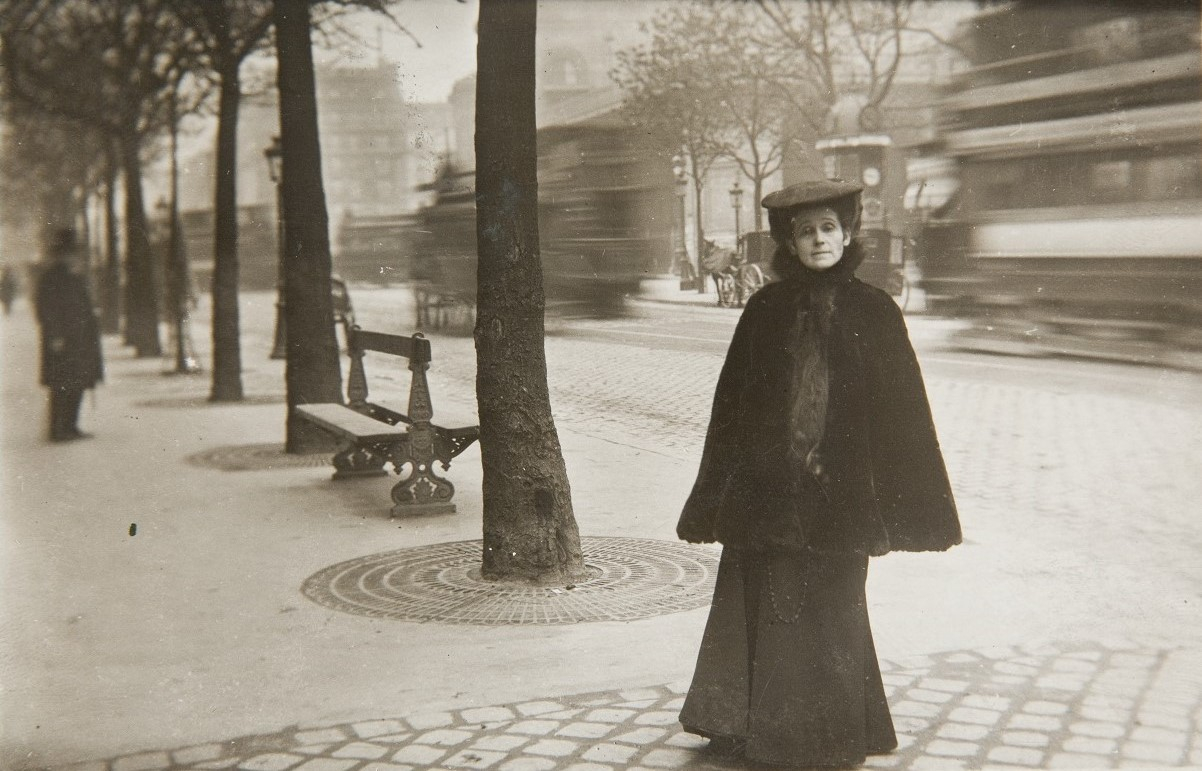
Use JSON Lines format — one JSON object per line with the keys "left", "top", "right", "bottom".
{"left": 292, "top": 403, "right": 410, "bottom": 444}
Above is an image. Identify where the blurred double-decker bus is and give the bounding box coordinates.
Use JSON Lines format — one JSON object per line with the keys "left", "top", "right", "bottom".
{"left": 412, "top": 115, "right": 673, "bottom": 326}
{"left": 918, "top": 0, "right": 1202, "bottom": 367}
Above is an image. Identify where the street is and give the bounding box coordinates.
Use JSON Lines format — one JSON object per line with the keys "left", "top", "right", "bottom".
{"left": 2, "top": 283, "right": 1201, "bottom": 770}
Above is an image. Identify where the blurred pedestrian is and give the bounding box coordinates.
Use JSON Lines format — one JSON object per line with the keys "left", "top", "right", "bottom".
{"left": 676, "top": 179, "right": 961, "bottom": 767}
{"left": 0, "top": 265, "right": 18, "bottom": 315}
{"left": 35, "top": 228, "right": 103, "bottom": 442}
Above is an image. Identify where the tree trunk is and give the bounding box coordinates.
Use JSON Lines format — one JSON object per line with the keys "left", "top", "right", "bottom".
{"left": 692, "top": 176, "right": 707, "bottom": 294}
{"left": 475, "top": 0, "right": 586, "bottom": 585}
{"left": 100, "top": 155, "right": 121, "bottom": 334}
{"left": 274, "top": 0, "right": 342, "bottom": 453}
{"left": 119, "top": 128, "right": 161, "bottom": 357}
{"left": 209, "top": 35, "right": 245, "bottom": 401}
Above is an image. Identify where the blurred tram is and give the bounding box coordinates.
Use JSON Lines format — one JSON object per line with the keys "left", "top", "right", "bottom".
{"left": 918, "top": 0, "right": 1202, "bottom": 367}
{"left": 412, "top": 117, "right": 673, "bottom": 327}
{"left": 333, "top": 211, "right": 418, "bottom": 285}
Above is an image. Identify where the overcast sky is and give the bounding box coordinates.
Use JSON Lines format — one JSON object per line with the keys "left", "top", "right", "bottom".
{"left": 321, "top": 0, "right": 978, "bottom": 105}
{"left": 322, "top": 0, "right": 481, "bottom": 104}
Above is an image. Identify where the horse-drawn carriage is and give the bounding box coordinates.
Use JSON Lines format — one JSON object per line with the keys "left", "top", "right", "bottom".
{"left": 702, "top": 230, "right": 775, "bottom": 307}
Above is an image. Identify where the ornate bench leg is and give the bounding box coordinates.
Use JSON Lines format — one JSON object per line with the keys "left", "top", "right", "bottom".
{"left": 388, "top": 461, "right": 456, "bottom": 517}
{"left": 384, "top": 356, "right": 461, "bottom": 517}
{"left": 331, "top": 445, "right": 388, "bottom": 480}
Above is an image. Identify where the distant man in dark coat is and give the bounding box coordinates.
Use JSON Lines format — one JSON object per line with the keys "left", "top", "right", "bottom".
{"left": 35, "top": 228, "right": 103, "bottom": 442}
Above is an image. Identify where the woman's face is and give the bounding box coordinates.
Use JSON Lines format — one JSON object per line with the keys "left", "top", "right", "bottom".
{"left": 787, "top": 206, "right": 849, "bottom": 271}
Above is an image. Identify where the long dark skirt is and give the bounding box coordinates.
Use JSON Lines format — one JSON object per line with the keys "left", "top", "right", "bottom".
{"left": 679, "top": 547, "right": 897, "bottom": 767}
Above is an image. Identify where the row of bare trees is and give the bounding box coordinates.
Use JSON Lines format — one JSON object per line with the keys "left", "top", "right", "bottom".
{"left": 0, "top": 0, "right": 399, "bottom": 453}
{"left": 611, "top": 0, "right": 956, "bottom": 252}
{"left": 2, "top": 0, "right": 196, "bottom": 359}
{"left": 1, "top": 0, "right": 588, "bottom": 584}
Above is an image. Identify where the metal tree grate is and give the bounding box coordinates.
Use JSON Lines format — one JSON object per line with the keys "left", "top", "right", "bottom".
{"left": 301, "top": 537, "right": 719, "bottom": 625}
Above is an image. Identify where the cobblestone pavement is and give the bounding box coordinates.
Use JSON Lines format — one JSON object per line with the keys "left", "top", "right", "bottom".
{"left": 59, "top": 640, "right": 1202, "bottom": 771}
{"left": 366, "top": 304, "right": 1202, "bottom": 554}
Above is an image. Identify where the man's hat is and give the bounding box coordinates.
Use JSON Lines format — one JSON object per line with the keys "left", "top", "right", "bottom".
{"left": 763, "top": 178, "right": 863, "bottom": 241}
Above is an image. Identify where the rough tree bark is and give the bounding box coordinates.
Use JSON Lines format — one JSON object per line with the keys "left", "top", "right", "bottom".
{"left": 274, "top": 0, "right": 342, "bottom": 453}
{"left": 474, "top": 0, "right": 587, "bottom": 585}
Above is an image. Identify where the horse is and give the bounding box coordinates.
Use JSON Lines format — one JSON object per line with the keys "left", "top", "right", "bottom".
{"left": 702, "top": 239, "right": 744, "bottom": 307}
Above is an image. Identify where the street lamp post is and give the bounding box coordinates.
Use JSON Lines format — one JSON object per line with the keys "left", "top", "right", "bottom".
{"left": 729, "top": 179, "right": 744, "bottom": 248}
{"left": 156, "top": 197, "right": 200, "bottom": 374}
{"left": 264, "top": 136, "right": 286, "bottom": 360}
{"left": 672, "top": 154, "right": 693, "bottom": 291}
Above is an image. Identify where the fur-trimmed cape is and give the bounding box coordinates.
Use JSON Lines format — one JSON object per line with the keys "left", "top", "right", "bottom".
{"left": 677, "top": 272, "right": 961, "bottom": 556}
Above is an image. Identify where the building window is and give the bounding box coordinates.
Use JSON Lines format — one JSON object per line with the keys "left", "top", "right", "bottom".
{"left": 1143, "top": 155, "right": 1202, "bottom": 201}
{"left": 1089, "top": 160, "right": 1132, "bottom": 202}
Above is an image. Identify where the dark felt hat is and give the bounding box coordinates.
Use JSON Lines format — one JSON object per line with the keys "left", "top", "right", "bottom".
{"left": 764, "top": 179, "right": 864, "bottom": 242}
{"left": 764, "top": 179, "right": 860, "bottom": 242}
{"left": 762, "top": 178, "right": 863, "bottom": 211}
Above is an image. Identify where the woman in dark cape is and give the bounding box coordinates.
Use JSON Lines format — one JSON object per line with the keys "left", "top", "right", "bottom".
{"left": 676, "top": 179, "right": 961, "bottom": 767}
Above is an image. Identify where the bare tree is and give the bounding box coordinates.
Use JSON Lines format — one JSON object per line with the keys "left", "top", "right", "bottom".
{"left": 272, "top": 0, "right": 344, "bottom": 453}
{"left": 173, "top": 1, "right": 275, "bottom": 401}
{"left": 611, "top": 3, "right": 733, "bottom": 276}
{"left": 690, "top": 2, "right": 798, "bottom": 232}
{"left": 475, "top": 0, "right": 587, "bottom": 585}
{"left": 176, "top": 0, "right": 403, "bottom": 402}
{"left": 754, "top": 0, "right": 928, "bottom": 134}
{"left": 1, "top": 0, "right": 205, "bottom": 357}
{"left": 614, "top": 0, "right": 949, "bottom": 231}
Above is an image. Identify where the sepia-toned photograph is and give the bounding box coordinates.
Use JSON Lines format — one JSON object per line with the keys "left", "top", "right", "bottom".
{"left": 1, "top": 1, "right": 1199, "bottom": 769}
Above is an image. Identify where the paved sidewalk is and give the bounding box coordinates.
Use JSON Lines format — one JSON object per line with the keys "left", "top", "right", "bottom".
{"left": 60, "top": 641, "right": 1202, "bottom": 771}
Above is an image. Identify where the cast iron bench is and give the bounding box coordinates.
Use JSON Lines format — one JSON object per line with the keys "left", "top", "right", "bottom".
{"left": 294, "top": 325, "right": 479, "bottom": 517}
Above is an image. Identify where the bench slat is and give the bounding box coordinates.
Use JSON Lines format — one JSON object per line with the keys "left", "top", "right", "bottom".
{"left": 295, "top": 403, "right": 409, "bottom": 443}
{"left": 351, "top": 329, "right": 431, "bottom": 364}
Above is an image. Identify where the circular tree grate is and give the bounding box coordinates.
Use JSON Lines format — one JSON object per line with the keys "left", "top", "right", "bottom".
{"left": 301, "top": 537, "right": 719, "bottom": 625}
{"left": 186, "top": 443, "right": 333, "bottom": 471}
